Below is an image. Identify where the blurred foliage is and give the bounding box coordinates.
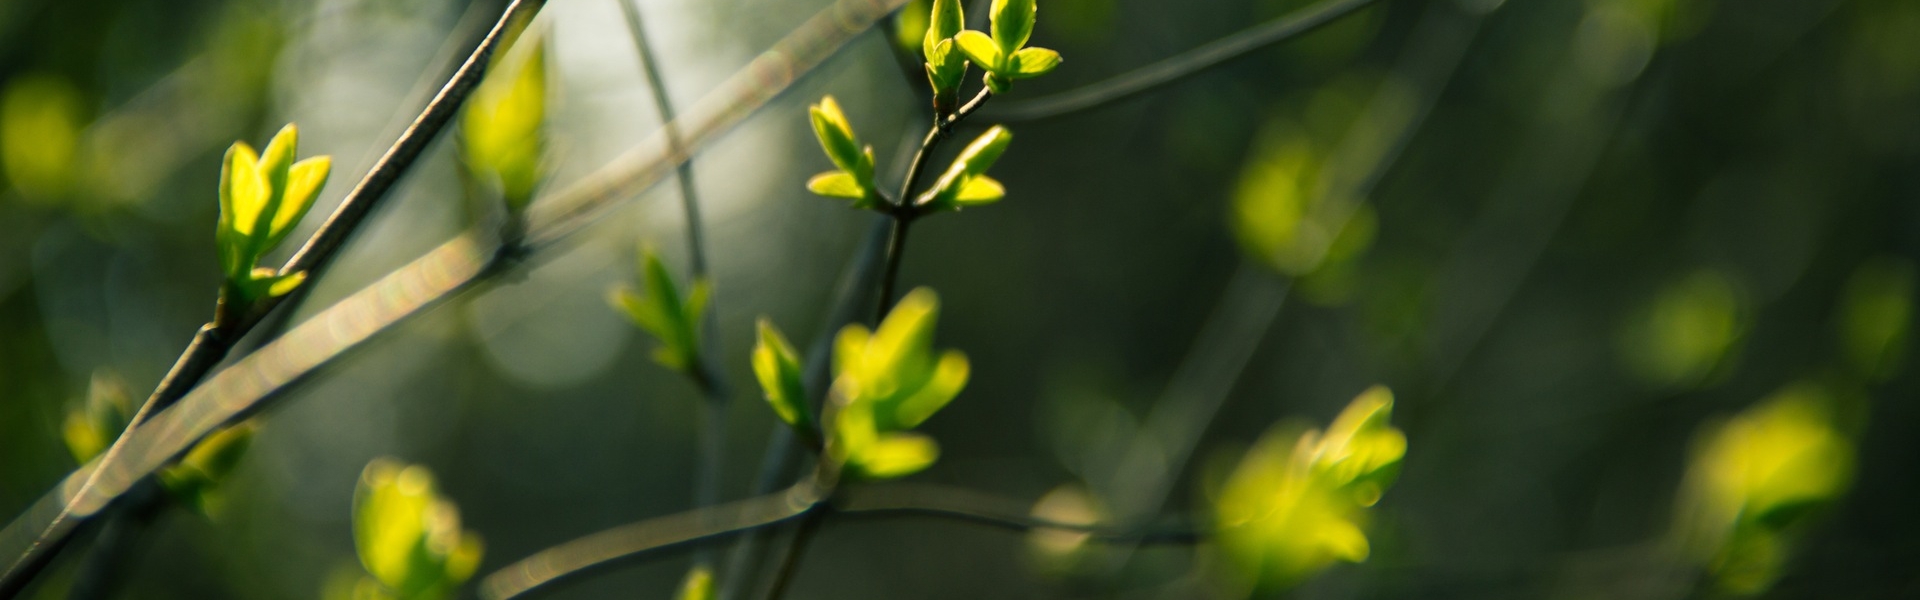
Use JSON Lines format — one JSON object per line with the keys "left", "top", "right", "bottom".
{"left": 61, "top": 370, "right": 255, "bottom": 517}
{"left": 827, "top": 288, "right": 969, "bottom": 480}
{"left": 1617, "top": 270, "right": 1746, "bottom": 391}
{"left": 1212, "top": 386, "right": 1404, "bottom": 595}
{"left": 349, "top": 459, "right": 483, "bottom": 600}
{"left": 0, "top": 0, "right": 1916, "bottom": 597}
{"left": 1836, "top": 257, "right": 1913, "bottom": 382}
{"left": 610, "top": 246, "right": 712, "bottom": 380}
{"left": 1673, "top": 382, "right": 1855, "bottom": 596}
{"left": 460, "top": 18, "right": 549, "bottom": 212}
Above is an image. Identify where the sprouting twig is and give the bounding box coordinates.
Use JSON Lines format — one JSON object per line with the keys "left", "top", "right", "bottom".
{"left": 0, "top": 0, "right": 910, "bottom": 593}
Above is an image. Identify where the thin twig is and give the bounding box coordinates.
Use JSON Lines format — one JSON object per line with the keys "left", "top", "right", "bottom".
{"left": 982, "top": 0, "right": 1381, "bottom": 122}
{"left": 616, "top": 0, "right": 731, "bottom": 578}
{"left": 479, "top": 481, "right": 1201, "bottom": 600}
{"left": 873, "top": 87, "right": 991, "bottom": 321}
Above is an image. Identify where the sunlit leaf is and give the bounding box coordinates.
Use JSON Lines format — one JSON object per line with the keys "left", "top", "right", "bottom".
{"left": 1674, "top": 382, "right": 1854, "bottom": 596}
{"left": 953, "top": 175, "right": 1005, "bottom": 206}
{"left": 953, "top": 30, "right": 1003, "bottom": 72}
{"left": 462, "top": 28, "right": 549, "bottom": 210}
{"left": 676, "top": 565, "right": 715, "bottom": 600}
{"left": 1619, "top": 270, "right": 1745, "bottom": 390}
{"left": 353, "top": 459, "right": 484, "bottom": 600}
{"left": 753, "top": 318, "right": 814, "bottom": 433}
{"left": 921, "top": 126, "right": 1013, "bottom": 209}
{"left": 611, "top": 247, "right": 708, "bottom": 378}
{"left": 990, "top": 0, "right": 1037, "bottom": 58}
{"left": 1009, "top": 47, "right": 1062, "bottom": 78}
{"left": 806, "top": 171, "right": 867, "bottom": 199}
{"left": 853, "top": 432, "right": 940, "bottom": 479}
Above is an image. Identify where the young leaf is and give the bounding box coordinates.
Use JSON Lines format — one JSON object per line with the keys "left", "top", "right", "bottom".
{"left": 215, "top": 124, "right": 331, "bottom": 303}
{"left": 806, "top": 171, "right": 867, "bottom": 199}
{"left": 990, "top": 0, "right": 1037, "bottom": 58}
{"left": 809, "top": 96, "right": 866, "bottom": 179}
{"left": 923, "top": 0, "right": 965, "bottom": 60}
{"left": 353, "top": 459, "right": 485, "bottom": 600}
{"left": 462, "top": 30, "right": 549, "bottom": 210}
{"left": 753, "top": 318, "right": 814, "bottom": 433}
{"left": 158, "top": 422, "right": 257, "bottom": 516}
{"left": 676, "top": 565, "right": 715, "bottom": 600}
{"left": 952, "top": 30, "right": 1003, "bottom": 72}
{"left": 611, "top": 247, "right": 708, "bottom": 378}
{"left": 920, "top": 126, "right": 1014, "bottom": 209}
{"left": 953, "top": 175, "right": 1005, "bottom": 206}
{"left": 854, "top": 432, "right": 940, "bottom": 479}
{"left": 1009, "top": 47, "right": 1062, "bottom": 78}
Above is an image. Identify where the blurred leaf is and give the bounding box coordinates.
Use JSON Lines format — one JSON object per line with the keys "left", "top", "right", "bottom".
{"left": 1837, "top": 257, "right": 1913, "bottom": 382}
{"left": 461, "top": 26, "right": 549, "bottom": 210}
{"left": 676, "top": 564, "right": 715, "bottom": 600}
{"left": 611, "top": 247, "right": 709, "bottom": 378}
{"left": 158, "top": 421, "right": 257, "bottom": 517}
{"left": 353, "top": 459, "right": 484, "bottom": 600}
{"left": 1618, "top": 270, "right": 1746, "bottom": 390}
{"left": 806, "top": 171, "right": 866, "bottom": 199}
{"left": 827, "top": 288, "right": 970, "bottom": 480}
{"left": 1212, "top": 386, "right": 1405, "bottom": 594}
{"left": 1, "top": 74, "right": 85, "bottom": 204}
{"left": 1674, "top": 382, "right": 1854, "bottom": 596}
{"left": 753, "top": 318, "right": 814, "bottom": 434}
{"left": 61, "top": 371, "right": 132, "bottom": 465}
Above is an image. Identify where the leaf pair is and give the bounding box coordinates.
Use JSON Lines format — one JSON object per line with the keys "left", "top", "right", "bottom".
{"left": 917, "top": 126, "right": 1013, "bottom": 210}
{"left": 217, "top": 124, "right": 331, "bottom": 303}
{"left": 353, "top": 459, "right": 484, "bottom": 600}
{"left": 611, "top": 247, "right": 712, "bottom": 379}
{"left": 826, "top": 288, "right": 970, "bottom": 479}
{"left": 804, "top": 96, "right": 880, "bottom": 209}
{"left": 952, "top": 0, "right": 1062, "bottom": 93}
{"left": 1212, "top": 386, "right": 1406, "bottom": 594}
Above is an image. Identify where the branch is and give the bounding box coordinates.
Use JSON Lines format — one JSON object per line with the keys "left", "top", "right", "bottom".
{"left": 0, "top": 0, "right": 912, "bottom": 592}
{"left": 0, "top": 3, "right": 549, "bottom": 596}
{"left": 479, "top": 482, "right": 1202, "bottom": 600}
{"left": 982, "top": 0, "right": 1381, "bottom": 122}
{"left": 478, "top": 484, "right": 827, "bottom": 600}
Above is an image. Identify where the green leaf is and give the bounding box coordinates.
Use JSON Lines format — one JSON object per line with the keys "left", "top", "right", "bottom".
{"left": 990, "top": 0, "right": 1037, "bottom": 58}
{"left": 353, "top": 459, "right": 484, "bottom": 599}
{"left": 885, "top": 350, "right": 968, "bottom": 429}
{"left": 923, "top": 0, "right": 966, "bottom": 61}
{"left": 216, "top": 124, "right": 331, "bottom": 297}
{"left": 953, "top": 175, "right": 1005, "bottom": 207}
{"left": 612, "top": 248, "right": 706, "bottom": 377}
{"left": 1009, "top": 47, "right": 1062, "bottom": 78}
{"left": 753, "top": 318, "right": 814, "bottom": 432}
{"left": 920, "top": 126, "right": 1013, "bottom": 208}
{"left": 809, "top": 96, "right": 867, "bottom": 180}
{"left": 953, "top": 30, "right": 1002, "bottom": 72}
{"left": 462, "top": 32, "right": 549, "bottom": 209}
{"left": 62, "top": 372, "right": 132, "bottom": 465}
{"left": 806, "top": 171, "right": 867, "bottom": 199}
{"left": 266, "top": 156, "right": 330, "bottom": 249}
{"left": 854, "top": 432, "right": 940, "bottom": 479}
{"left": 863, "top": 287, "right": 942, "bottom": 398}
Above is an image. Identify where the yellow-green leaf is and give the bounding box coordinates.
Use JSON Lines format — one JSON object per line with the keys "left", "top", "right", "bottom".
{"left": 953, "top": 30, "right": 1002, "bottom": 72}
{"left": 753, "top": 318, "right": 813, "bottom": 432}
{"left": 1009, "top": 47, "right": 1062, "bottom": 78}
{"left": 806, "top": 171, "right": 867, "bottom": 199}
{"left": 953, "top": 175, "right": 1005, "bottom": 206}
{"left": 854, "top": 432, "right": 940, "bottom": 479}
{"left": 990, "top": 0, "right": 1036, "bottom": 58}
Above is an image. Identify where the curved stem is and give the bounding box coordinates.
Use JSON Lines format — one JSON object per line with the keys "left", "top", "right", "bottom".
{"left": 983, "top": 0, "right": 1380, "bottom": 122}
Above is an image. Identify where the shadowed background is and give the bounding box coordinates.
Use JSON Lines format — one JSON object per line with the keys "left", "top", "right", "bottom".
{"left": 0, "top": 0, "right": 1915, "bottom": 597}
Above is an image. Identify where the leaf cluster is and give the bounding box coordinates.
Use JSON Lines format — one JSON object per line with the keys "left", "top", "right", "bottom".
{"left": 350, "top": 459, "right": 484, "bottom": 600}
{"left": 216, "top": 123, "right": 331, "bottom": 303}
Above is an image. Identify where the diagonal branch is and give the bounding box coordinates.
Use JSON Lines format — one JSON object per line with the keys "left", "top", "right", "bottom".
{"left": 982, "top": 0, "right": 1381, "bottom": 122}
{"left": 0, "top": 0, "right": 913, "bottom": 593}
